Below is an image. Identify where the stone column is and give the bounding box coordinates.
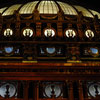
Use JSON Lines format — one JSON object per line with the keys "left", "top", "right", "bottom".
{"left": 14, "top": 10, "right": 20, "bottom": 39}
{"left": 83, "top": 81, "right": 88, "bottom": 98}
{"left": 93, "top": 15, "right": 100, "bottom": 40}
{"left": 77, "top": 12, "right": 84, "bottom": 41}
{"left": 0, "top": 13, "right": 3, "bottom": 37}
{"left": 17, "top": 81, "right": 21, "bottom": 98}
{"left": 23, "top": 81, "right": 29, "bottom": 100}
{"left": 57, "top": 22, "right": 63, "bottom": 37}
{"left": 78, "top": 81, "right": 84, "bottom": 100}
{"left": 77, "top": 23, "right": 84, "bottom": 40}
{"left": 68, "top": 81, "right": 74, "bottom": 100}
{"left": 34, "top": 81, "right": 39, "bottom": 100}
{"left": 36, "top": 22, "right": 41, "bottom": 37}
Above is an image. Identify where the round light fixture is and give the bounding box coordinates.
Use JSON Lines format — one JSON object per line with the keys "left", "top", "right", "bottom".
{"left": 65, "top": 29, "right": 76, "bottom": 38}
{"left": 85, "top": 30, "right": 94, "bottom": 38}
{"left": 4, "top": 28, "right": 13, "bottom": 37}
{"left": 23, "top": 28, "right": 33, "bottom": 37}
{"left": 44, "top": 29, "right": 55, "bottom": 37}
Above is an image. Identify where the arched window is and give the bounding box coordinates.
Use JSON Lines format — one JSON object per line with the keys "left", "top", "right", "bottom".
{"left": 4, "top": 47, "right": 13, "bottom": 54}
{"left": 46, "top": 47, "right": 56, "bottom": 54}
{"left": 88, "top": 82, "right": 100, "bottom": 97}
{"left": 43, "top": 83, "right": 62, "bottom": 98}
{"left": 44, "top": 29, "right": 55, "bottom": 37}
{"left": 0, "top": 83, "right": 16, "bottom": 98}
{"left": 23, "top": 28, "right": 33, "bottom": 37}
{"left": 85, "top": 29, "right": 94, "bottom": 38}
{"left": 65, "top": 29, "right": 76, "bottom": 38}
{"left": 90, "top": 47, "right": 99, "bottom": 57}
{"left": 90, "top": 48, "right": 98, "bottom": 54}
{"left": 4, "top": 28, "right": 13, "bottom": 36}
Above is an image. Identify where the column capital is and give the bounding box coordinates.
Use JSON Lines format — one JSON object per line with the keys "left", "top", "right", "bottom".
{"left": 78, "top": 80, "right": 83, "bottom": 87}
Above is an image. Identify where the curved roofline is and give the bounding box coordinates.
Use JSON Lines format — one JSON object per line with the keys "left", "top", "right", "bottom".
{"left": 0, "top": 0, "right": 100, "bottom": 19}
{"left": 1, "top": 7, "right": 8, "bottom": 14}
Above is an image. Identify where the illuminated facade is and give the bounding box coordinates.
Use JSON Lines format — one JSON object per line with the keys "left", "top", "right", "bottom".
{"left": 0, "top": 0, "right": 100, "bottom": 100}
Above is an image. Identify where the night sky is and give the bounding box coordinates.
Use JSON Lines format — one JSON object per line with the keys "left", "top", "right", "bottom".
{"left": 0, "top": 0, "right": 100, "bottom": 12}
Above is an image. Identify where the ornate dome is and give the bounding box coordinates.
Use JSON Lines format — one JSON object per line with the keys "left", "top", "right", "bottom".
{"left": 0, "top": 0, "right": 100, "bottom": 18}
